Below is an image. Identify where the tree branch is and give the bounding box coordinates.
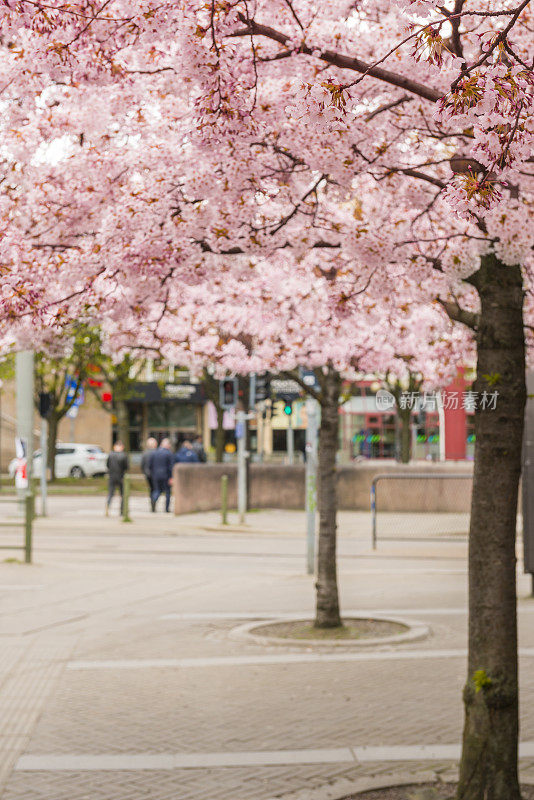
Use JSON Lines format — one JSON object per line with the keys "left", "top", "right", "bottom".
{"left": 437, "top": 298, "right": 479, "bottom": 329}
{"left": 233, "top": 15, "right": 443, "bottom": 103}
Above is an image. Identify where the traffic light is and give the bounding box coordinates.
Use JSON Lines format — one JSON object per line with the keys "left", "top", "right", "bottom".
{"left": 255, "top": 372, "right": 271, "bottom": 402}
{"left": 219, "top": 377, "right": 238, "bottom": 409}
{"left": 38, "top": 392, "right": 52, "bottom": 419}
{"left": 281, "top": 394, "right": 293, "bottom": 415}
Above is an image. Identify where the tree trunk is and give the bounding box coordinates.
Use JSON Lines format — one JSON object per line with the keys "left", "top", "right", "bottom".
{"left": 315, "top": 369, "right": 342, "bottom": 628}
{"left": 47, "top": 412, "right": 59, "bottom": 481}
{"left": 399, "top": 409, "right": 412, "bottom": 463}
{"left": 115, "top": 399, "right": 130, "bottom": 452}
{"left": 457, "top": 254, "right": 525, "bottom": 800}
{"left": 215, "top": 405, "right": 225, "bottom": 462}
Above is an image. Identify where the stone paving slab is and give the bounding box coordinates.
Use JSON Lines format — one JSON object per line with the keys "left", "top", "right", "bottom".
{"left": 17, "top": 655, "right": 534, "bottom": 755}
{"left": 0, "top": 762, "right": 469, "bottom": 800}
{"left": 0, "top": 503, "right": 532, "bottom": 800}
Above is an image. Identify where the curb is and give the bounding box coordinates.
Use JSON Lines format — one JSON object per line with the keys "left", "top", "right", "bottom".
{"left": 229, "top": 615, "right": 430, "bottom": 648}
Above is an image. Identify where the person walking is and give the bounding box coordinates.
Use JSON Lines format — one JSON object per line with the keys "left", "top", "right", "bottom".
{"left": 174, "top": 439, "right": 200, "bottom": 464}
{"left": 140, "top": 437, "right": 158, "bottom": 506}
{"left": 148, "top": 438, "right": 174, "bottom": 512}
{"left": 191, "top": 434, "right": 207, "bottom": 463}
{"left": 106, "top": 441, "right": 129, "bottom": 516}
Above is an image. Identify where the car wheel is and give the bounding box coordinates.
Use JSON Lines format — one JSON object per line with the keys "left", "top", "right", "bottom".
{"left": 70, "top": 466, "right": 86, "bottom": 479}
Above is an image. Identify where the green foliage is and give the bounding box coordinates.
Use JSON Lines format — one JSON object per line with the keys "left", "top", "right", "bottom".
{"left": 0, "top": 353, "right": 15, "bottom": 383}
{"left": 34, "top": 322, "right": 102, "bottom": 419}
{"left": 482, "top": 372, "right": 501, "bottom": 386}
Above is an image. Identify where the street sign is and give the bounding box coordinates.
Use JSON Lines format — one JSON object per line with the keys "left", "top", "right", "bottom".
{"left": 65, "top": 376, "right": 84, "bottom": 406}
{"left": 299, "top": 368, "right": 320, "bottom": 392}
{"left": 270, "top": 378, "right": 301, "bottom": 400}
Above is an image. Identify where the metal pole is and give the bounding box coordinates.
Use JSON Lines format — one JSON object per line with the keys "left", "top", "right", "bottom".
{"left": 286, "top": 411, "right": 294, "bottom": 465}
{"left": 221, "top": 474, "right": 228, "bottom": 525}
{"left": 122, "top": 474, "right": 132, "bottom": 522}
{"left": 40, "top": 418, "right": 48, "bottom": 517}
{"left": 237, "top": 410, "right": 247, "bottom": 524}
{"left": 24, "top": 494, "right": 33, "bottom": 563}
{"left": 16, "top": 351, "right": 34, "bottom": 506}
{"left": 305, "top": 398, "right": 318, "bottom": 574}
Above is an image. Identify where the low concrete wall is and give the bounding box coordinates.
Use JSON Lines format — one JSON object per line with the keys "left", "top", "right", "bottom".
{"left": 173, "top": 461, "right": 474, "bottom": 515}
{"left": 338, "top": 461, "right": 473, "bottom": 512}
{"left": 173, "top": 464, "right": 238, "bottom": 515}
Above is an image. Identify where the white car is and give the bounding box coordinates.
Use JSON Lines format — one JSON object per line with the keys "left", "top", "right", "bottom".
{"left": 9, "top": 443, "right": 108, "bottom": 479}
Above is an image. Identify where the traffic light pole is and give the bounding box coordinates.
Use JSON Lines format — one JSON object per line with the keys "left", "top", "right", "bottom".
{"left": 305, "top": 398, "right": 318, "bottom": 575}
{"left": 40, "top": 418, "right": 48, "bottom": 517}
{"left": 236, "top": 410, "right": 247, "bottom": 524}
{"left": 286, "top": 412, "right": 294, "bottom": 465}
{"left": 16, "top": 351, "right": 34, "bottom": 506}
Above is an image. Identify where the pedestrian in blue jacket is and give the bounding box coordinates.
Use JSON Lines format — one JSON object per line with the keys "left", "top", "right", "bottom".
{"left": 174, "top": 440, "right": 200, "bottom": 464}
{"left": 148, "top": 438, "right": 174, "bottom": 512}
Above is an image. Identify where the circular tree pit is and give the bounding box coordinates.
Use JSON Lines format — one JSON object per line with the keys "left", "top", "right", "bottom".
{"left": 230, "top": 615, "right": 429, "bottom": 647}
{"left": 344, "top": 783, "right": 534, "bottom": 799}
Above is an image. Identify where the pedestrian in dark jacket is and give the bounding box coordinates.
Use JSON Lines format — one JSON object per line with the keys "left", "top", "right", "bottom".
{"left": 175, "top": 440, "right": 200, "bottom": 464}
{"left": 140, "top": 437, "right": 158, "bottom": 506}
{"left": 148, "top": 438, "right": 174, "bottom": 512}
{"left": 192, "top": 434, "right": 207, "bottom": 463}
{"left": 106, "top": 441, "right": 129, "bottom": 516}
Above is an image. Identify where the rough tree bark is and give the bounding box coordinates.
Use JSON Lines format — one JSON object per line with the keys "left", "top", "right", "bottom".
{"left": 315, "top": 368, "right": 342, "bottom": 628}
{"left": 215, "top": 405, "right": 225, "bottom": 462}
{"left": 398, "top": 408, "right": 412, "bottom": 463}
{"left": 457, "top": 254, "right": 525, "bottom": 800}
{"left": 47, "top": 411, "right": 59, "bottom": 481}
{"left": 115, "top": 399, "right": 130, "bottom": 452}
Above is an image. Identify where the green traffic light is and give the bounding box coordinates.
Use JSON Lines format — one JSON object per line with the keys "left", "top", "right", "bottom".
{"left": 284, "top": 404, "right": 292, "bottom": 415}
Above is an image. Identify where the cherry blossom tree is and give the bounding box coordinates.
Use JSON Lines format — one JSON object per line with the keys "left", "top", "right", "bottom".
{"left": 0, "top": 2, "right": 532, "bottom": 797}
{"left": 110, "top": 256, "right": 464, "bottom": 630}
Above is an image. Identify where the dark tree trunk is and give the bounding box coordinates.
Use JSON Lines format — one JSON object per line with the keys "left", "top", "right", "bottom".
{"left": 215, "top": 405, "right": 225, "bottom": 462}
{"left": 398, "top": 409, "right": 412, "bottom": 463}
{"left": 457, "top": 255, "right": 525, "bottom": 800}
{"left": 115, "top": 399, "right": 130, "bottom": 452}
{"left": 315, "top": 369, "right": 342, "bottom": 628}
{"left": 47, "top": 412, "right": 59, "bottom": 481}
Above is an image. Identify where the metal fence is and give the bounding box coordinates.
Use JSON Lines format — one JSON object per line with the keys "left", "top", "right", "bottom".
{"left": 370, "top": 473, "right": 473, "bottom": 548}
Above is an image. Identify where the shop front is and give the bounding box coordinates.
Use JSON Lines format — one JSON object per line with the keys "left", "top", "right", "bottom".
{"left": 113, "top": 382, "right": 206, "bottom": 453}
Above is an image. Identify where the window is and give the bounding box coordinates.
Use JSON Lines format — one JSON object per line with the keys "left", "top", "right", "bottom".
{"left": 148, "top": 403, "right": 196, "bottom": 429}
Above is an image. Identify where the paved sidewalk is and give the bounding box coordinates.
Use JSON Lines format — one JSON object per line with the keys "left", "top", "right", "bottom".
{"left": 0, "top": 498, "right": 533, "bottom": 799}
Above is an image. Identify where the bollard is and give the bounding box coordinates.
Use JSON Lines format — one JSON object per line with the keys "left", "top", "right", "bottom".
{"left": 24, "top": 494, "right": 33, "bottom": 563}
{"left": 122, "top": 474, "right": 132, "bottom": 523}
{"left": 221, "top": 474, "right": 228, "bottom": 525}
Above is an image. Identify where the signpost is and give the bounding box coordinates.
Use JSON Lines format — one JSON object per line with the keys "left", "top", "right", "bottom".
{"left": 16, "top": 351, "right": 34, "bottom": 510}
{"left": 305, "top": 398, "right": 319, "bottom": 574}
{"left": 236, "top": 410, "right": 247, "bottom": 524}
{"left": 38, "top": 392, "right": 51, "bottom": 517}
